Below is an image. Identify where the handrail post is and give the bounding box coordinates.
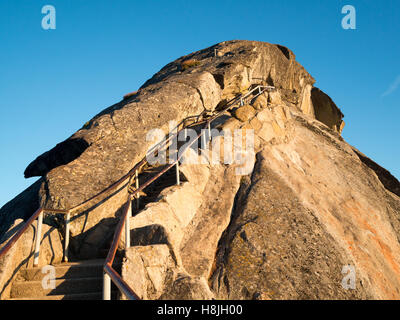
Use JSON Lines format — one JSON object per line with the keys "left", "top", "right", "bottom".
{"left": 33, "top": 210, "right": 43, "bottom": 267}
{"left": 103, "top": 271, "right": 111, "bottom": 300}
{"left": 63, "top": 211, "right": 71, "bottom": 262}
{"left": 135, "top": 170, "right": 140, "bottom": 210}
{"left": 176, "top": 161, "right": 180, "bottom": 186}
{"left": 125, "top": 200, "right": 131, "bottom": 249}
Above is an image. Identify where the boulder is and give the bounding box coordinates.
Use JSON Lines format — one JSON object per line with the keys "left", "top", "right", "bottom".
{"left": 122, "top": 245, "right": 175, "bottom": 300}
{"left": 299, "top": 83, "right": 314, "bottom": 116}
{"left": 311, "top": 87, "right": 344, "bottom": 133}
{"left": 232, "top": 105, "right": 256, "bottom": 122}
{"left": 268, "top": 90, "right": 283, "bottom": 105}
{"left": 160, "top": 275, "right": 214, "bottom": 300}
{"left": 251, "top": 92, "right": 268, "bottom": 110}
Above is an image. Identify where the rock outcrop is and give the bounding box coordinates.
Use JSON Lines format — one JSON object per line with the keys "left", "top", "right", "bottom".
{"left": 1, "top": 40, "right": 399, "bottom": 300}
{"left": 311, "top": 87, "right": 345, "bottom": 133}
{"left": 0, "top": 219, "right": 63, "bottom": 299}
{"left": 121, "top": 103, "right": 400, "bottom": 300}
{"left": 210, "top": 109, "right": 400, "bottom": 299}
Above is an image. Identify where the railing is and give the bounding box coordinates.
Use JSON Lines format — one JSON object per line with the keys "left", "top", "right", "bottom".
{"left": 0, "top": 83, "right": 274, "bottom": 300}
{"left": 0, "top": 208, "right": 43, "bottom": 266}
{"left": 102, "top": 84, "right": 275, "bottom": 300}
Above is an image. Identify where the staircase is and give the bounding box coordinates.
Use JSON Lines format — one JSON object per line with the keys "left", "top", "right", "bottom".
{"left": 8, "top": 259, "right": 120, "bottom": 300}
{"left": 8, "top": 165, "right": 180, "bottom": 300}
{"left": 0, "top": 84, "right": 274, "bottom": 300}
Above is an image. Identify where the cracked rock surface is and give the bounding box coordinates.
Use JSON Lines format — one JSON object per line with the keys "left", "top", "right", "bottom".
{"left": 1, "top": 40, "right": 399, "bottom": 300}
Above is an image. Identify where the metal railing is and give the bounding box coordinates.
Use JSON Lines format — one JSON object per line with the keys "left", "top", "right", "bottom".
{"left": 0, "top": 208, "right": 43, "bottom": 266}
{"left": 0, "top": 83, "right": 274, "bottom": 300}
{"left": 102, "top": 84, "right": 275, "bottom": 300}
{"left": 0, "top": 207, "right": 71, "bottom": 266}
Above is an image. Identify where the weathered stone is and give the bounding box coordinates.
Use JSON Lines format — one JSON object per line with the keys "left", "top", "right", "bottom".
{"left": 272, "top": 105, "right": 287, "bottom": 129}
{"left": 0, "top": 179, "right": 42, "bottom": 240}
{"left": 160, "top": 275, "right": 214, "bottom": 300}
{"left": 2, "top": 40, "right": 400, "bottom": 301}
{"left": 242, "top": 117, "right": 262, "bottom": 132}
{"left": 1, "top": 40, "right": 318, "bottom": 256}
{"left": 268, "top": 90, "right": 283, "bottom": 105}
{"left": 210, "top": 110, "right": 400, "bottom": 299}
{"left": 36, "top": 73, "right": 221, "bottom": 211}
{"left": 251, "top": 92, "right": 268, "bottom": 110}
{"left": 311, "top": 87, "right": 344, "bottom": 133}
{"left": 232, "top": 105, "right": 256, "bottom": 122}
{"left": 221, "top": 117, "right": 241, "bottom": 132}
{"left": 179, "top": 164, "right": 241, "bottom": 279}
{"left": 257, "top": 122, "right": 275, "bottom": 142}
{"left": 339, "top": 120, "right": 345, "bottom": 133}
{"left": 179, "top": 148, "right": 211, "bottom": 193}
{"left": 67, "top": 180, "right": 129, "bottom": 260}
{"left": 0, "top": 219, "right": 63, "bottom": 299}
{"left": 122, "top": 245, "right": 175, "bottom": 300}
{"left": 299, "top": 83, "right": 314, "bottom": 116}
{"left": 256, "top": 108, "right": 274, "bottom": 122}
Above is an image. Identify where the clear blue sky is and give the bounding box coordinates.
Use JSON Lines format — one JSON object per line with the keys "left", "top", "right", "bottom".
{"left": 0, "top": 0, "right": 399, "bottom": 207}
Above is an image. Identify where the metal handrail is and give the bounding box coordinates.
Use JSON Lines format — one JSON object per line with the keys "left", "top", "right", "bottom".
{"left": 102, "top": 84, "right": 274, "bottom": 300}
{"left": 0, "top": 95, "right": 240, "bottom": 266}
{"left": 0, "top": 83, "right": 274, "bottom": 300}
{"left": 0, "top": 208, "right": 43, "bottom": 260}
{"left": 103, "top": 200, "right": 139, "bottom": 300}
{"left": 0, "top": 207, "right": 67, "bottom": 267}
{"left": 103, "top": 126, "right": 205, "bottom": 300}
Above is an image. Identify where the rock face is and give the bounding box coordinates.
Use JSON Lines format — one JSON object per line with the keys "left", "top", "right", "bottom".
{"left": 1, "top": 40, "right": 326, "bottom": 258}
{"left": 210, "top": 110, "right": 400, "bottom": 299}
{"left": 0, "top": 179, "right": 42, "bottom": 239}
{"left": 1, "top": 40, "right": 399, "bottom": 300}
{"left": 121, "top": 103, "right": 400, "bottom": 300}
{"left": 233, "top": 105, "right": 256, "bottom": 122}
{"left": 0, "top": 219, "right": 63, "bottom": 299}
{"left": 311, "top": 87, "right": 345, "bottom": 133}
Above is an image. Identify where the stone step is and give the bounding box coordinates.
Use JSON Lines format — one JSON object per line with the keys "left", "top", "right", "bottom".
{"left": 8, "top": 291, "right": 118, "bottom": 300}
{"left": 18, "top": 259, "right": 108, "bottom": 281}
{"left": 11, "top": 277, "right": 103, "bottom": 298}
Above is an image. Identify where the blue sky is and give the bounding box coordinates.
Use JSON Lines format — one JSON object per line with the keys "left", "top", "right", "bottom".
{"left": 0, "top": 0, "right": 399, "bottom": 207}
